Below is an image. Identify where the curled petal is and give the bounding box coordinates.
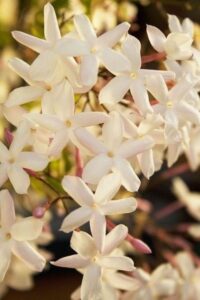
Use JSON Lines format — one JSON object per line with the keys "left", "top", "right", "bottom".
{"left": 51, "top": 254, "right": 89, "bottom": 269}
{"left": 146, "top": 25, "right": 166, "bottom": 52}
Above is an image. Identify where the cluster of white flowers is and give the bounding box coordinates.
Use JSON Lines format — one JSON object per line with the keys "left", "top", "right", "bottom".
{"left": 1, "top": 2, "right": 200, "bottom": 299}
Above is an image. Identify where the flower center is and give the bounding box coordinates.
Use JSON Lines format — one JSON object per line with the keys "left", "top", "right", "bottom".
{"left": 66, "top": 120, "right": 72, "bottom": 128}
{"left": 130, "top": 72, "right": 137, "bottom": 79}
{"left": 5, "top": 233, "right": 11, "bottom": 240}
{"left": 107, "top": 151, "right": 114, "bottom": 157}
{"left": 166, "top": 101, "right": 173, "bottom": 109}
{"left": 46, "top": 85, "right": 52, "bottom": 91}
{"left": 91, "top": 47, "right": 97, "bottom": 54}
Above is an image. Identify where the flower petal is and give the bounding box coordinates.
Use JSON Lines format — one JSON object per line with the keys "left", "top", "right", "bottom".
{"left": 56, "top": 37, "right": 89, "bottom": 56}
{"left": 168, "top": 14, "right": 182, "bottom": 33}
{"left": 103, "top": 224, "right": 128, "bottom": 255}
{"left": 48, "top": 129, "right": 69, "bottom": 157}
{"left": 73, "top": 112, "right": 108, "bottom": 128}
{"left": 99, "top": 256, "right": 134, "bottom": 271}
{"left": 81, "top": 264, "right": 102, "bottom": 300}
{"left": 0, "top": 164, "right": 8, "bottom": 187}
{"left": 7, "top": 164, "right": 30, "bottom": 194}
{"left": 74, "top": 14, "right": 96, "bottom": 47}
{"left": 176, "top": 102, "right": 200, "bottom": 124}
{"left": 9, "top": 121, "right": 31, "bottom": 157}
{"left": 62, "top": 176, "right": 94, "bottom": 206}
{"left": 118, "top": 137, "right": 154, "bottom": 159}
{"left": 44, "top": 3, "right": 61, "bottom": 43}
{"left": 70, "top": 231, "right": 97, "bottom": 258}
{"left": 6, "top": 86, "right": 44, "bottom": 107}
{"left": 114, "top": 158, "right": 140, "bottom": 192}
{"left": 0, "top": 243, "right": 11, "bottom": 282}
{"left": 0, "top": 142, "right": 9, "bottom": 162}
{"left": 146, "top": 25, "right": 166, "bottom": 52}
{"left": 8, "top": 57, "right": 31, "bottom": 84}
{"left": 12, "top": 241, "right": 46, "bottom": 272}
{"left": 130, "top": 79, "right": 153, "bottom": 115}
{"left": 80, "top": 54, "right": 98, "bottom": 86}
{"left": 102, "top": 197, "right": 137, "bottom": 215}
{"left": 146, "top": 74, "right": 168, "bottom": 104}
{"left": 17, "top": 152, "right": 48, "bottom": 171}
{"left": 83, "top": 154, "right": 112, "bottom": 184}
{"left": 12, "top": 31, "right": 50, "bottom": 53}
{"left": 60, "top": 207, "right": 92, "bottom": 233}
{"left": 168, "top": 77, "right": 194, "bottom": 103}
{"left": 11, "top": 217, "right": 43, "bottom": 241}
{"left": 51, "top": 254, "right": 89, "bottom": 269}
{"left": 99, "top": 75, "right": 131, "bottom": 105}
{"left": 0, "top": 190, "right": 15, "bottom": 230}
{"left": 137, "top": 149, "right": 155, "bottom": 179}
{"left": 90, "top": 212, "right": 106, "bottom": 252}
{"left": 122, "top": 35, "right": 141, "bottom": 70}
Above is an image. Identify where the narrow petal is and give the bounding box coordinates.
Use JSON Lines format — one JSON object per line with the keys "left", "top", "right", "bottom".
{"left": 0, "top": 142, "right": 9, "bottom": 162}
{"left": 97, "top": 22, "right": 130, "bottom": 48}
{"left": 25, "top": 113, "right": 63, "bottom": 132}
{"left": 145, "top": 74, "right": 168, "bottom": 104}
{"left": 80, "top": 54, "right": 98, "bottom": 86}
{"left": 75, "top": 128, "right": 107, "bottom": 155}
{"left": 130, "top": 79, "right": 153, "bottom": 115}
{"left": 0, "top": 190, "right": 15, "bottom": 230}
{"left": 99, "top": 256, "right": 134, "bottom": 271}
{"left": 44, "top": 3, "right": 61, "bottom": 43}
{"left": 12, "top": 31, "right": 50, "bottom": 53}
{"left": 137, "top": 149, "right": 155, "bottom": 179}
{"left": 74, "top": 14, "right": 96, "bottom": 47}
{"left": 99, "top": 76, "right": 131, "bottom": 105}
{"left": 102, "top": 112, "right": 123, "bottom": 151}
{"left": 11, "top": 217, "right": 43, "bottom": 241}
{"left": 114, "top": 158, "right": 140, "bottom": 192}
{"left": 167, "top": 143, "right": 181, "bottom": 167}
{"left": 8, "top": 165, "right": 30, "bottom": 194}
{"left": 90, "top": 212, "right": 106, "bottom": 252}
{"left": 176, "top": 102, "right": 200, "bottom": 124}
{"left": 169, "top": 77, "right": 194, "bottom": 103}
{"left": 6, "top": 86, "right": 44, "bottom": 107}
{"left": 0, "top": 164, "right": 8, "bottom": 187}
{"left": 70, "top": 231, "right": 97, "bottom": 258}
{"left": 122, "top": 35, "right": 141, "bottom": 70}
{"left": 12, "top": 241, "right": 46, "bottom": 272}
{"left": 8, "top": 58, "right": 31, "bottom": 84}
{"left": 94, "top": 173, "right": 121, "bottom": 204}
{"left": 83, "top": 155, "right": 112, "bottom": 184}
{"left": 168, "top": 14, "right": 182, "bottom": 33}
{"left": 99, "top": 48, "right": 131, "bottom": 75}
{"left": 146, "top": 25, "right": 166, "bottom": 52}
{"left": 73, "top": 112, "right": 108, "bottom": 128}
{"left": 9, "top": 121, "right": 31, "bottom": 157}
{"left": 118, "top": 137, "right": 154, "bottom": 159}
{"left": 51, "top": 254, "right": 89, "bottom": 269}
{"left": 3, "top": 106, "right": 26, "bottom": 127}
{"left": 0, "top": 243, "right": 11, "bottom": 282}
{"left": 62, "top": 176, "right": 94, "bottom": 206}
{"left": 81, "top": 264, "right": 102, "bottom": 300}
{"left": 182, "top": 18, "right": 194, "bottom": 36}
{"left": 103, "top": 224, "right": 128, "bottom": 255}
{"left": 48, "top": 129, "right": 69, "bottom": 157}
{"left": 56, "top": 37, "right": 89, "bottom": 56}
{"left": 102, "top": 198, "right": 137, "bottom": 215}
{"left": 17, "top": 152, "right": 48, "bottom": 171}
{"left": 60, "top": 207, "right": 92, "bottom": 233}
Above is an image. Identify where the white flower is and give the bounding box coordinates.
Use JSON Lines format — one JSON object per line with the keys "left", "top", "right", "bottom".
{"left": 75, "top": 112, "right": 154, "bottom": 191}
{"left": 147, "top": 21, "right": 193, "bottom": 61}
{"left": 72, "top": 14, "right": 130, "bottom": 86}
{"left": 99, "top": 34, "right": 174, "bottom": 115}
{"left": 24, "top": 80, "right": 108, "bottom": 157}
{"left": 168, "top": 14, "right": 194, "bottom": 37}
{"left": 51, "top": 225, "right": 134, "bottom": 300}
{"left": 61, "top": 173, "right": 137, "bottom": 250}
{"left": 0, "top": 121, "right": 48, "bottom": 194}
{"left": 0, "top": 190, "right": 46, "bottom": 282}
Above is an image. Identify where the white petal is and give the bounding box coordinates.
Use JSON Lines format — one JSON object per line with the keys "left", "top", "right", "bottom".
{"left": 0, "top": 164, "right": 8, "bottom": 187}
{"left": 97, "top": 22, "right": 130, "bottom": 48}
{"left": 73, "top": 112, "right": 108, "bottom": 128}
{"left": 3, "top": 106, "right": 26, "bottom": 127}
{"left": 48, "top": 129, "right": 69, "bottom": 157}
{"left": 175, "top": 252, "right": 194, "bottom": 279}
{"left": 60, "top": 207, "right": 92, "bottom": 233}
{"left": 169, "top": 77, "right": 194, "bottom": 103}
{"left": 146, "top": 25, "right": 166, "bottom": 52}
{"left": 0, "top": 190, "right": 15, "bottom": 230}
{"left": 56, "top": 37, "right": 89, "bottom": 56}
{"left": 137, "top": 149, "right": 155, "bottom": 179}
{"left": 102, "top": 112, "right": 123, "bottom": 151}
{"left": 11, "top": 217, "right": 43, "bottom": 241}
{"left": 51, "top": 254, "right": 89, "bottom": 269}
{"left": 146, "top": 74, "right": 168, "bottom": 104}
{"left": 8, "top": 57, "right": 31, "bottom": 84}
{"left": 102, "top": 197, "right": 137, "bottom": 215}
{"left": 176, "top": 102, "right": 200, "bottom": 124}
{"left": 6, "top": 86, "right": 44, "bottom": 107}
{"left": 8, "top": 165, "right": 30, "bottom": 194}
{"left": 103, "top": 224, "right": 128, "bottom": 255}
{"left": 81, "top": 264, "right": 102, "bottom": 300}
{"left": 168, "top": 14, "right": 182, "bottom": 33}
{"left": 99, "top": 256, "right": 134, "bottom": 271}
{"left": 74, "top": 14, "right": 96, "bottom": 47}
{"left": 17, "top": 152, "right": 48, "bottom": 171}
{"left": 167, "top": 143, "right": 181, "bottom": 167}
{"left": 80, "top": 54, "right": 98, "bottom": 86}
{"left": 70, "top": 231, "right": 96, "bottom": 258}
{"left": 99, "top": 76, "right": 131, "bottom": 105}
{"left": 12, "top": 241, "right": 45, "bottom": 272}
{"left": 62, "top": 176, "right": 94, "bottom": 206}
{"left": 164, "top": 32, "right": 192, "bottom": 60}
{"left": 0, "top": 243, "right": 11, "bottom": 282}
{"left": 130, "top": 79, "right": 153, "bottom": 115}
{"left": 182, "top": 18, "right": 194, "bottom": 36}
{"left": 0, "top": 142, "right": 9, "bottom": 162}
{"left": 90, "top": 212, "right": 106, "bottom": 252}
{"left": 44, "top": 3, "right": 61, "bottom": 43}
{"left": 25, "top": 113, "right": 63, "bottom": 132}
{"left": 99, "top": 48, "right": 131, "bottom": 74}
{"left": 83, "top": 155, "right": 112, "bottom": 184}
{"left": 122, "top": 35, "right": 141, "bottom": 70}
{"left": 9, "top": 121, "right": 31, "bottom": 157}
{"left": 114, "top": 158, "right": 140, "bottom": 192}
{"left": 12, "top": 31, "right": 50, "bottom": 53}
{"left": 118, "top": 137, "right": 154, "bottom": 159}
{"left": 94, "top": 173, "right": 121, "bottom": 204}
{"left": 75, "top": 128, "right": 107, "bottom": 155}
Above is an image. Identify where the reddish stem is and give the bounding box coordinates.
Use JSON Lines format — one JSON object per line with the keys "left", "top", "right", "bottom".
{"left": 160, "top": 163, "right": 190, "bottom": 181}
{"left": 75, "top": 147, "right": 83, "bottom": 177}
{"left": 142, "top": 52, "right": 166, "bottom": 64}
{"left": 4, "top": 128, "right": 13, "bottom": 145}
{"left": 154, "top": 201, "right": 184, "bottom": 220}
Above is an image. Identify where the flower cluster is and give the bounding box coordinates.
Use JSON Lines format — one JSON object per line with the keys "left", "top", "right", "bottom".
{"left": 1, "top": 2, "right": 200, "bottom": 299}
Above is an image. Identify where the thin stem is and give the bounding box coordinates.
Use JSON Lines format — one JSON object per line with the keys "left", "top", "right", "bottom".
{"left": 142, "top": 52, "right": 166, "bottom": 65}
{"left": 154, "top": 201, "right": 184, "bottom": 220}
